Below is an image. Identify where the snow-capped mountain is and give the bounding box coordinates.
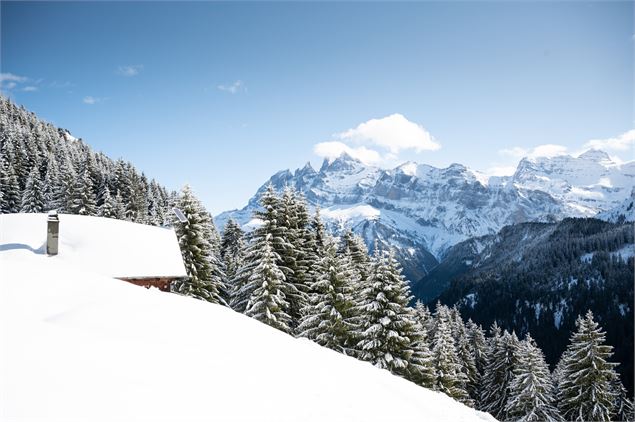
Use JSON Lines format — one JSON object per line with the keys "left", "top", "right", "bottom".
{"left": 216, "top": 150, "right": 634, "bottom": 282}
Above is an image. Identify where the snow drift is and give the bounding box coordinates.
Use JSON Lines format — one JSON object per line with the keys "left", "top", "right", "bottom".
{"left": 0, "top": 214, "right": 494, "bottom": 422}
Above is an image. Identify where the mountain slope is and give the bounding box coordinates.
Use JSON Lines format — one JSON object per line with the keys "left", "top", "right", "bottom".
{"left": 0, "top": 214, "right": 494, "bottom": 422}
{"left": 217, "top": 151, "right": 634, "bottom": 282}
{"left": 427, "top": 218, "right": 634, "bottom": 394}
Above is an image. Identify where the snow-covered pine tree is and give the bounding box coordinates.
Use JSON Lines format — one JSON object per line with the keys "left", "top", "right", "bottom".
{"left": 252, "top": 185, "right": 299, "bottom": 321}
{"left": 406, "top": 310, "right": 437, "bottom": 390}
{"left": 112, "top": 190, "right": 127, "bottom": 220}
{"left": 340, "top": 228, "right": 372, "bottom": 283}
{"left": 480, "top": 328, "right": 523, "bottom": 419}
{"left": 41, "top": 154, "right": 60, "bottom": 211}
{"left": 0, "top": 160, "right": 21, "bottom": 213}
{"left": 243, "top": 232, "right": 292, "bottom": 333}
{"left": 229, "top": 231, "right": 258, "bottom": 313}
{"left": 278, "top": 186, "right": 310, "bottom": 326}
{"left": 557, "top": 311, "right": 620, "bottom": 422}
{"left": 505, "top": 334, "right": 562, "bottom": 422}
{"left": 465, "top": 319, "right": 488, "bottom": 378}
{"left": 449, "top": 307, "right": 479, "bottom": 402}
{"left": 354, "top": 249, "right": 424, "bottom": 380}
{"left": 20, "top": 165, "right": 45, "bottom": 213}
{"left": 431, "top": 303, "right": 471, "bottom": 405}
{"left": 68, "top": 165, "right": 97, "bottom": 215}
{"left": 53, "top": 164, "right": 75, "bottom": 213}
{"left": 304, "top": 206, "right": 327, "bottom": 287}
{"left": 220, "top": 218, "right": 245, "bottom": 281}
{"left": 98, "top": 185, "right": 116, "bottom": 218}
{"left": 297, "top": 235, "right": 359, "bottom": 352}
{"left": 171, "top": 185, "right": 226, "bottom": 305}
{"left": 414, "top": 301, "right": 435, "bottom": 339}
{"left": 610, "top": 379, "right": 635, "bottom": 422}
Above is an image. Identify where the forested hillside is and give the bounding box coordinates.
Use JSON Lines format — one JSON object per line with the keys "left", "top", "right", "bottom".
{"left": 0, "top": 96, "right": 171, "bottom": 223}
{"left": 433, "top": 218, "right": 634, "bottom": 394}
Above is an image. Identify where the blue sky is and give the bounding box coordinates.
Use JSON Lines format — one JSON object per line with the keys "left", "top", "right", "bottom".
{"left": 2, "top": 1, "right": 633, "bottom": 214}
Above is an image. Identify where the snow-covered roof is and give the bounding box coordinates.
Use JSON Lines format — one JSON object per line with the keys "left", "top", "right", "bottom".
{"left": 0, "top": 247, "right": 494, "bottom": 421}
{"left": 0, "top": 213, "right": 187, "bottom": 278}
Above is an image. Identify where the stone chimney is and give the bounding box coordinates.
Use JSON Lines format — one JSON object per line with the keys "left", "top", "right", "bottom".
{"left": 47, "top": 211, "right": 59, "bottom": 255}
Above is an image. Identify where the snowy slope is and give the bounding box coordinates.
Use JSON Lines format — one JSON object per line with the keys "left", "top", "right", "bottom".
{"left": 597, "top": 187, "right": 635, "bottom": 223}
{"left": 216, "top": 150, "right": 634, "bottom": 282}
{"left": 0, "top": 215, "right": 494, "bottom": 422}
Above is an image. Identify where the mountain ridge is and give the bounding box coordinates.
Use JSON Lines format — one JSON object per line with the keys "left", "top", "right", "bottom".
{"left": 216, "top": 150, "right": 634, "bottom": 282}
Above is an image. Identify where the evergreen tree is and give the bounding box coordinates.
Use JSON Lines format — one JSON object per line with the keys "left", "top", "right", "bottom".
{"left": 171, "top": 185, "right": 226, "bottom": 305}
{"left": 304, "top": 206, "right": 327, "bottom": 287}
{"left": 414, "top": 301, "right": 435, "bottom": 339}
{"left": 449, "top": 307, "right": 479, "bottom": 401}
{"left": 243, "top": 232, "right": 292, "bottom": 333}
{"left": 480, "top": 329, "right": 522, "bottom": 419}
{"left": 432, "top": 303, "right": 471, "bottom": 404}
{"left": 610, "top": 380, "right": 635, "bottom": 422}
{"left": 20, "top": 165, "right": 45, "bottom": 213}
{"left": 505, "top": 334, "right": 562, "bottom": 422}
{"left": 98, "top": 185, "right": 116, "bottom": 218}
{"left": 297, "top": 235, "right": 359, "bottom": 353}
{"left": 354, "top": 249, "right": 423, "bottom": 379}
{"left": 557, "top": 311, "right": 620, "bottom": 421}
{"left": 220, "top": 218, "right": 245, "bottom": 281}
{"left": 112, "top": 190, "right": 126, "bottom": 220}
{"left": 406, "top": 313, "right": 437, "bottom": 389}
{"left": 277, "top": 186, "right": 309, "bottom": 326}
{"left": 466, "top": 319, "right": 488, "bottom": 378}
{"left": 341, "top": 228, "right": 372, "bottom": 283}
{"left": 0, "top": 161, "right": 20, "bottom": 213}
{"left": 68, "top": 165, "right": 97, "bottom": 215}
{"left": 229, "top": 232, "right": 258, "bottom": 313}
{"left": 42, "top": 154, "right": 60, "bottom": 211}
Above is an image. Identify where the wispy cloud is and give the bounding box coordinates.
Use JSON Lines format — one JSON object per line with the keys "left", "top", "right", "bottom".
{"left": 82, "top": 96, "right": 104, "bottom": 105}
{"left": 116, "top": 65, "right": 143, "bottom": 77}
{"left": 0, "top": 73, "right": 27, "bottom": 84}
{"left": 0, "top": 73, "right": 29, "bottom": 93}
{"left": 583, "top": 130, "right": 635, "bottom": 152}
{"left": 217, "top": 80, "right": 245, "bottom": 94}
{"left": 0, "top": 73, "right": 45, "bottom": 95}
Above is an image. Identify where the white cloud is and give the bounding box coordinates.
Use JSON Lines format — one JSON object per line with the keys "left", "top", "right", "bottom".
{"left": 0, "top": 73, "right": 27, "bottom": 84}
{"left": 313, "top": 141, "right": 382, "bottom": 165}
{"left": 82, "top": 96, "right": 102, "bottom": 105}
{"left": 116, "top": 65, "right": 143, "bottom": 77}
{"left": 336, "top": 114, "right": 440, "bottom": 154}
{"left": 583, "top": 130, "right": 635, "bottom": 152}
{"left": 217, "top": 80, "right": 245, "bottom": 94}
{"left": 22, "top": 86, "right": 38, "bottom": 92}
{"left": 0, "top": 73, "right": 29, "bottom": 92}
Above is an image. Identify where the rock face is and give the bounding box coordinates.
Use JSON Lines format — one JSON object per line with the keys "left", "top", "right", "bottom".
{"left": 216, "top": 151, "right": 634, "bottom": 282}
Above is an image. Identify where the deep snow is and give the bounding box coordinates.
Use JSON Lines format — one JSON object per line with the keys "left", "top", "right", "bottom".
{"left": 0, "top": 213, "right": 186, "bottom": 278}
{"left": 0, "top": 214, "right": 494, "bottom": 422}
